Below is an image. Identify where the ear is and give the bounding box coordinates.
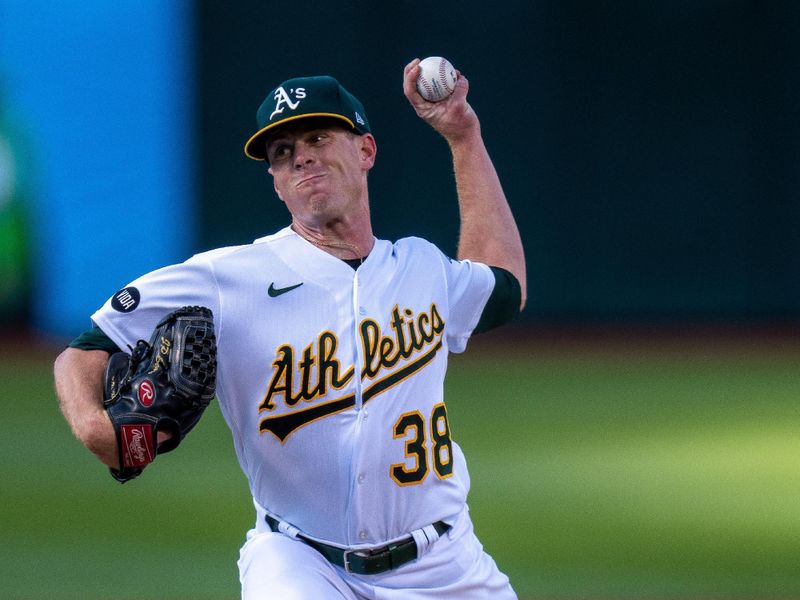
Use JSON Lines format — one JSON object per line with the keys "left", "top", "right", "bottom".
{"left": 358, "top": 134, "right": 377, "bottom": 171}
{"left": 268, "top": 168, "right": 285, "bottom": 202}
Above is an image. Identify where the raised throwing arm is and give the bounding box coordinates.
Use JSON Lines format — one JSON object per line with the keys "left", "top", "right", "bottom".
{"left": 402, "top": 58, "right": 527, "bottom": 309}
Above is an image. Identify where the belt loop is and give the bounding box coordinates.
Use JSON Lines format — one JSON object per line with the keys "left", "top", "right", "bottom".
{"left": 410, "top": 523, "right": 439, "bottom": 558}
{"left": 277, "top": 520, "right": 301, "bottom": 539}
{"left": 266, "top": 514, "right": 301, "bottom": 539}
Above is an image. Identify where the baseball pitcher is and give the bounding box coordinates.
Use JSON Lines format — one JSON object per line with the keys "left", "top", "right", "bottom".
{"left": 54, "top": 58, "right": 527, "bottom": 599}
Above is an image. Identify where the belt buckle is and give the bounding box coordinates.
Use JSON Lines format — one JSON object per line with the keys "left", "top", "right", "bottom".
{"left": 342, "top": 549, "right": 359, "bottom": 574}
{"left": 343, "top": 546, "right": 395, "bottom": 575}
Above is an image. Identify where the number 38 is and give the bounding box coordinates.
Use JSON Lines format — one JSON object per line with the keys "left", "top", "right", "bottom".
{"left": 391, "top": 403, "right": 453, "bottom": 486}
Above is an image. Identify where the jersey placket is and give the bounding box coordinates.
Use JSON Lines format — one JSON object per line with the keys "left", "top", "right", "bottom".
{"left": 344, "top": 267, "right": 369, "bottom": 545}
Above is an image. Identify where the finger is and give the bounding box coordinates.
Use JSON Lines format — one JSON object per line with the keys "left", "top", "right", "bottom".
{"left": 156, "top": 430, "right": 173, "bottom": 445}
{"left": 402, "top": 62, "right": 424, "bottom": 102}
{"left": 452, "top": 73, "right": 469, "bottom": 101}
{"left": 403, "top": 60, "right": 420, "bottom": 90}
{"left": 403, "top": 58, "right": 421, "bottom": 76}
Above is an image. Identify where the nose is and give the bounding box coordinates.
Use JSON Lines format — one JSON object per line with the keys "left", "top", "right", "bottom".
{"left": 293, "top": 142, "right": 315, "bottom": 170}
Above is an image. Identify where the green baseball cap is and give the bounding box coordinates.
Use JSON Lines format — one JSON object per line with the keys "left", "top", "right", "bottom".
{"left": 244, "top": 75, "right": 371, "bottom": 161}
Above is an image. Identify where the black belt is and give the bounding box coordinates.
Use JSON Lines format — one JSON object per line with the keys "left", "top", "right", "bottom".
{"left": 265, "top": 515, "right": 450, "bottom": 575}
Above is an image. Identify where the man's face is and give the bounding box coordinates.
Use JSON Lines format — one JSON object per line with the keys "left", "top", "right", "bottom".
{"left": 266, "top": 119, "right": 376, "bottom": 228}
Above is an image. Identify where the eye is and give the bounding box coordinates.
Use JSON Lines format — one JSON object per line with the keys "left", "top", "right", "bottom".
{"left": 268, "top": 143, "right": 291, "bottom": 162}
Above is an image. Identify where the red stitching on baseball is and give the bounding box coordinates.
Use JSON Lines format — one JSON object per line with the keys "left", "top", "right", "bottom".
{"left": 438, "top": 58, "right": 454, "bottom": 94}
{"left": 419, "top": 75, "right": 435, "bottom": 100}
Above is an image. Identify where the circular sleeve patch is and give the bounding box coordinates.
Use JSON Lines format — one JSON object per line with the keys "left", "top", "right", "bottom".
{"left": 111, "top": 287, "right": 140, "bottom": 313}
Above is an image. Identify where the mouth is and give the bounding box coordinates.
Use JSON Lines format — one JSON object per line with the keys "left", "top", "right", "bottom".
{"left": 296, "top": 173, "right": 327, "bottom": 188}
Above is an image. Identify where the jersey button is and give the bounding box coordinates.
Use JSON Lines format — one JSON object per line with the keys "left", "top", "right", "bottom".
{"left": 359, "top": 530, "right": 368, "bottom": 540}
{"left": 357, "top": 473, "right": 365, "bottom": 484}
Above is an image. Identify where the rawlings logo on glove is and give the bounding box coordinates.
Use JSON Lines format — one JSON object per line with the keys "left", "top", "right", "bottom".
{"left": 120, "top": 424, "right": 155, "bottom": 467}
{"left": 103, "top": 306, "right": 217, "bottom": 483}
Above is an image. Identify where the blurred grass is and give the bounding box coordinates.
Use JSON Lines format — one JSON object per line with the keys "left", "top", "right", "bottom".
{"left": 0, "top": 341, "right": 253, "bottom": 600}
{"left": 2, "top": 330, "right": 800, "bottom": 599}
{"left": 449, "top": 331, "right": 800, "bottom": 599}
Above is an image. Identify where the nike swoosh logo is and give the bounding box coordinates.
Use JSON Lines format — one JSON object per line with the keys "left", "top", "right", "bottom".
{"left": 268, "top": 282, "right": 304, "bottom": 297}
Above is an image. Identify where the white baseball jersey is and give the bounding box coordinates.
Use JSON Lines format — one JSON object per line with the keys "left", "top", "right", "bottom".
{"left": 93, "top": 226, "right": 495, "bottom": 547}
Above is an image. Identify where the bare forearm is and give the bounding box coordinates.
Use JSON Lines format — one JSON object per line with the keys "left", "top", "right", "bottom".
{"left": 402, "top": 58, "right": 527, "bottom": 308}
{"left": 54, "top": 348, "right": 118, "bottom": 468}
{"left": 450, "top": 128, "right": 527, "bottom": 308}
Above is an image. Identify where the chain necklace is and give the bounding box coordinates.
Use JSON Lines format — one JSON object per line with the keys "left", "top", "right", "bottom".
{"left": 292, "top": 226, "right": 365, "bottom": 263}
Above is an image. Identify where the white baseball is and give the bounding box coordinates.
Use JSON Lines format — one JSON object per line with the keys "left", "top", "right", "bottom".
{"left": 416, "top": 56, "right": 457, "bottom": 102}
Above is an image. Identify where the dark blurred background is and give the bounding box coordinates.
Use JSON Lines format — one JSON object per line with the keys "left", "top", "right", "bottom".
{"left": 1, "top": 0, "right": 799, "bottom": 334}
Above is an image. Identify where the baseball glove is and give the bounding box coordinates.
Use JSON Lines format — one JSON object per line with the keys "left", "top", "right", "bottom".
{"left": 103, "top": 306, "right": 217, "bottom": 483}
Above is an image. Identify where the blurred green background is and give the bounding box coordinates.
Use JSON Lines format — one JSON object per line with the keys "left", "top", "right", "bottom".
{"left": 3, "top": 328, "right": 800, "bottom": 599}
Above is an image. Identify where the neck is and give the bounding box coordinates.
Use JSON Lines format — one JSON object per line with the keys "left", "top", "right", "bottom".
{"left": 291, "top": 221, "right": 374, "bottom": 261}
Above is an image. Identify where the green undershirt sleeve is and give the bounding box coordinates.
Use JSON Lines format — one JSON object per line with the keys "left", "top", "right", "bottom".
{"left": 68, "top": 326, "right": 122, "bottom": 354}
{"left": 473, "top": 266, "right": 522, "bottom": 334}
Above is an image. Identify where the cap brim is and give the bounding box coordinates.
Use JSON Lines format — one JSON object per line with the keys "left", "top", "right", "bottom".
{"left": 243, "top": 113, "right": 356, "bottom": 161}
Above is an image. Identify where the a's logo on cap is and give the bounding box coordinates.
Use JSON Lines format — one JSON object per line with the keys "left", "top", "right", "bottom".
{"left": 355, "top": 112, "right": 365, "bottom": 126}
{"left": 270, "top": 86, "right": 307, "bottom": 120}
